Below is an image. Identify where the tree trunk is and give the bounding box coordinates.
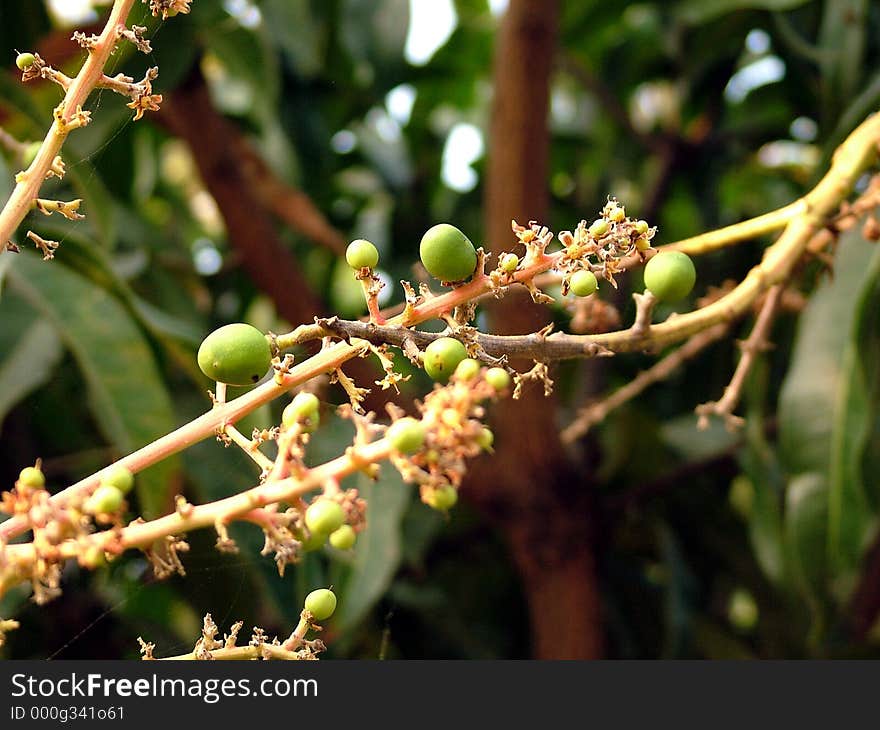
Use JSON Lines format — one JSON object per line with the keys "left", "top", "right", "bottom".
{"left": 467, "top": 0, "right": 603, "bottom": 659}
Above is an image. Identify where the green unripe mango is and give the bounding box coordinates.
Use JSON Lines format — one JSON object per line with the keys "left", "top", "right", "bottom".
{"left": 197, "top": 323, "right": 272, "bottom": 386}
{"left": 644, "top": 251, "right": 696, "bottom": 302}
{"left": 419, "top": 224, "right": 477, "bottom": 282}
{"left": 423, "top": 337, "right": 468, "bottom": 383}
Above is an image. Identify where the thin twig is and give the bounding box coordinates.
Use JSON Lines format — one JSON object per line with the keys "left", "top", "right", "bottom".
{"left": 561, "top": 322, "right": 730, "bottom": 443}
{"left": 695, "top": 285, "right": 785, "bottom": 431}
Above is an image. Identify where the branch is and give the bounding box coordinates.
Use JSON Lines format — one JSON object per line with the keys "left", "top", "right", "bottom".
{"left": 2, "top": 111, "right": 878, "bottom": 543}
{"left": 156, "top": 69, "right": 347, "bottom": 257}
{"left": 2, "top": 369, "right": 497, "bottom": 593}
{"left": 0, "top": 0, "right": 145, "bottom": 253}
{"left": 695, "top": 285, "right": 784, "bottom": 431}
{"left": 311, "top": 316, "right": 614, "bottom": 361}
{"left": 561, "top": 322, "right": 730, "bottom": 443}
{"left": 157, "top": 67, "right": 325, "bottom": 324}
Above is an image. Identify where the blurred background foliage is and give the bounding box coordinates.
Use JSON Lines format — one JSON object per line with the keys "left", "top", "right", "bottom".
{"left": 1, "top": 0, "right": 880, "bottom": 658}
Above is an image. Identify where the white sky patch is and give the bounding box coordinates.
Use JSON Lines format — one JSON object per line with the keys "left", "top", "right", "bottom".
{"left": 366, "top": 107, "right": 402, "bottom": 144}
{"left": 441, "top": 123, "right": 484, "bottom": 193}
{"left": 376, "top": 270, "right": 394, "bottom": 305}
{"left": 745, "top": 28, "right": 771, "bottom": 55}
{"left": 223, "top": 0, "right": 262, "bottom": 29}
{"left": 331, "top": 130, "right": 357, "bottom": 154}
{"left": 725, "top": 56, "right": 786, "bottom": 104}
{"left": 405, "top": 0, "right": 457, "bottom": 66}
{"left": 386, "top": 84, "right": 417, "bottom": 126}
{"left": 790, "top": 116, "right": 817, "bottom": 142}
{"left": 192, "top": 238, "right": 223, "bottom": 276}
{"left": 758, "top": 140, "right": 819, "bottom": 169}
{"left": 488, "top": 0, "right": 509, "bottom": 16}
{"left": 46, "top": 0, "right": 97, "bottom": 26}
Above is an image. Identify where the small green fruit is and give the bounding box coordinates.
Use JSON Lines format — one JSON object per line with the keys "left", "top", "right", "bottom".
{"left": 426, "top": 485, "right": 458, "bottom": 511}
{"left": 454, "top": 357, "right": 481, "bottom": 382}
{"left": 477, "top": 427, "right": 494, "bottom": 451}
{"left": 329, "top": 524, "right": 357, "bottom": 550}
{"left": 588, "top": 219, "right": 608, "bottom": 238}
{"left": 569, "top": 270, "right": 598, "bottom": 297}
{"left": 197, "top": 323, "right": 271, "bottom": 386}
{"left": 635, "top": 235, "right": 651, "bottom": 252}
{"left": 304, "top": 499, "right": 345, "bottom": 535}
{"left": 634, "top": 220, "right": 650, "bottom": 235}
{"left": 15, "top": 52, "right": 35, "bottom": 71}
{"left": 499, "top": 253, "right": 519, "bottom": 273}
{"left": 608, "top": 204, "right": 625, "bottom": 222}
{"left": 300, "top": 530, "right": 327, "bottom": 552}
{"left": 484, "top": 367, "right": 511, "bottom": 392}
{"left": 423, "top": 337, "right": 468, "bottom": 383}
{"left": 387, "top": 417, "right": 426, "bottom": 454}
{"left": 104, "top": 466, "right": 134, "bottom": 494}
{"left": 728, "top": 588, "right": 758, "bottom": 631}
{"left": 345, "top": 239, "right": 379, "bottom": 269}
{"left": 644, "top": 251, "right": 696, "bottom": 302}
{"left": 18, "top": 466, "right": 45, "bottom": 488}
{"left": 304, "top": 588, "right": 337, "bottom": 620}
{"left": 86, "top": 485, "right": 124, "bottom": 515}
{"left": 419, "top": 224, "right": 477, "bottom": 282}
{"left": 283, "top": 392, "right": 321, "bottom": 432}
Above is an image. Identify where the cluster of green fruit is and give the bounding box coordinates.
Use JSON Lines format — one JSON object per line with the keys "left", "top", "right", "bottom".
{"left": 18, "top": 463, "right": 134, "bottom": 516}
{"left": 83, "top": 466, "right": 134, "bottom": 516}
{"left": 302, "top": 498, "right": 356, "bottom": 551}
{"left": 346, "top": 223, "right": 478, "bottom": 283}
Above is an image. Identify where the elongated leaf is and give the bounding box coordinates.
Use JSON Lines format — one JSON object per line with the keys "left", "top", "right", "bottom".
{"left": 335, "top": 466, "right": 412, "bottom": 633}
{"left": 7, "top": 253, "right": 177, "bottom": 517}
{"left": 818, "top": 0, "right": 867, "bottom": 119}
{"left": 28, "top": 221, "right": 204, "bottom": 372}
{"left": 740, "top": 358, "right": 786, "bottom": 585}
{"left": 0, "top": 318, "right": 62, "bottom": 431}
{"left": 827, "top": 245, "right": 880, "bottom": 580}
{"left": 784, "top": 472, "right": 827, "bottom": 601}
{"left": 778, "top": 233, "right": 877, "bottom": 476}
{"left": 778, "top": 232, "right": 880, "bottom": 600}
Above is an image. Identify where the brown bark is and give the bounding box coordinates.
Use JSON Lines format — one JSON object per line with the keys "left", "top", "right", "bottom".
{"left": 466, "top": 0, "right": 603, "bottom": 659}
{"left": 158, "top": 68, "right": 325, "bottom": 325}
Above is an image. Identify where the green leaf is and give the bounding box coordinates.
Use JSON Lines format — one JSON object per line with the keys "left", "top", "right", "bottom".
{"left": 818, "top": 0, "right": 868, "bottom": 119}
{"left": 28, "top": 221, "right": 203, "bottom": 363}
{"left": 784, "top": 472, "right": 828, "bottom": 601}
{"left": 675, "top": 0, "right": 811, "bottom": 25}
{"left": 778, "top": 232, "right": 880, "bottom": 592}
{"left": 740, "top": 358, "right": 786, "bottom": 585}
{"left": 0, "top": 318, "right": 62, "bottom": 432}
{"left": 778, "top": 233, "right": 877, "bottom": 476}
{"left": 6, "top": 254, "right": 178, "bottom": 518}
{"left": 66, "top": 163, "right": 117, "bottom": 249}
{"left": 335, "top": 466, "right": 412, "bottom": 633}
{"left": 261, "top": 0, "right": 326, "bottom": 79}
{"left": 827, "top": 244, "right": 880, "bottom": 580}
